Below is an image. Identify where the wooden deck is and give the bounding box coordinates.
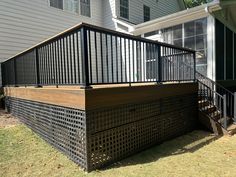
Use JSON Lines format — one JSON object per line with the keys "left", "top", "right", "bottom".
{"left": 4, "top": 82, "right": 198, "bottom": 110}
{"left": 4, "top": 86, "right": 86, "bottom": 110}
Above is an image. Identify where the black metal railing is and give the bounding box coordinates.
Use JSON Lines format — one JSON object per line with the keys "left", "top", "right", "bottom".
{"left": 1, "top": 23, "right": 196, "bottom": 87}
{"left": 163, "top": 56, "right": 235, "bottom": 129}
{"left": 196, "top": 71, "right": 235, "bottom": 129}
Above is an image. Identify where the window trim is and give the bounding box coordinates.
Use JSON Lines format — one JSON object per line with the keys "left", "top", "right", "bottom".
{"left": 120, "top": 0, "right": 129, "bottom": 20}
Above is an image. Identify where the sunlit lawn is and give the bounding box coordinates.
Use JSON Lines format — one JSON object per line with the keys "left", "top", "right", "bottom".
{"left": 1, "top": 123, "right": 236, "bottom": 177}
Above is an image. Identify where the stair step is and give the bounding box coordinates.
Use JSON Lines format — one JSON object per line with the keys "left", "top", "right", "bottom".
{"left": 198, "top": 100, "right": 210, "bottom": 107}
{"left": 198, "top": 111, "right": 225, "bottom": 135}
{"left": 198, "top": 96, "right": 204, "bottom": 101}
{"left": 218, "top": 116, "right": 232, "bottom": 126}
{"left": 201, "top": 105, "right": 217, "bottom": 113}
{"left": 210, "top": 111, "right": 221, "bottom": 120}
{"left": 227, "top": 123, "right": 236, "bottom": 135}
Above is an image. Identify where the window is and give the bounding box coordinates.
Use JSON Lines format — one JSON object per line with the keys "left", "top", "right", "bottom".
{"left": 184, "top": 21, "right": 195, "bottom": 37}
{"left": 120, "top": 0, "right": 129, "bottom": 19}
{"left": 80, "top": 0, "right": 90, "bottom": 17}
{"left": 50, "top": 0, "right": 63, "bottom": 9}
{"left": 49, "top": 0, "right": 90, "bottom": 17}
{"left": 143, "top": 5, "right": 150, "bottom": 22}
{"left": 64, "top": 0, "right": 79, "bottom": 13}
{"left": 183, "top": 18, "right": 207, "bottom": 66}
{"left": 173, "top": 25, "right": 182, "bottom": 47}
{"left": 160, "top": 18, "right": 208, "bottom": 75}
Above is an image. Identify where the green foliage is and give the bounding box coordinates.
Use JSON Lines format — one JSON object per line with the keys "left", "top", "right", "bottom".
{"left": 184, "top": 0, "right": 213, "bottom": 8}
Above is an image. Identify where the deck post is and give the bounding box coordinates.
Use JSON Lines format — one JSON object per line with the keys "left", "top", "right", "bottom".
{"left": 193, "top": 51, "right": 196, "bottom": 82}
{"left": 13, "top": 58, "right": 17, "bottom": 87}
{"left": 157, "top": 45, "right": 162, "bottom": 83}
{"left": 223, "top": 94, "right": 227, "bottom": 129}
{"left": 80, "top": 27, "right": 92, "bottom": 89}
{"left": 234, "top": 92, "right": 236, "bottom": 123}
{"left": 35, "top": 48, "right": 41, "bottom": 88}
{"left": 1, "top": 63, "right": 4, "bottom": 87}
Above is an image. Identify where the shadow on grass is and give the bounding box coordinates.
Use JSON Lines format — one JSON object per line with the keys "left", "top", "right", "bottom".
{"left": 102, "top": 130, "right": 220, "bottom": 170}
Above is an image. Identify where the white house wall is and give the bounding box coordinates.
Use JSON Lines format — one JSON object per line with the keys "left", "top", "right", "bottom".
{"left": 0, "top": 0, "right": 186, "bottom": 85}
{"left": 102, "top": 0, "right": 117, "bottom": 30}
{"left": 116, "top": 0, "right": 184, "bottom": 25}
{"left": 207, "top": 15, "right": 216, "bottom": 81}
{"left": 0, "top": 0, "right": 185, "bottom": 62}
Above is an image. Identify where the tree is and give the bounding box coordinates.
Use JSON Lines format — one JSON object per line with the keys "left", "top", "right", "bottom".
{"left": 184, "top": 0, "right": 213, "bottom": 8}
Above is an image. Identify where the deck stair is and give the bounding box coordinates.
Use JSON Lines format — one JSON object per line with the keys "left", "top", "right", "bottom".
{"left": 164, "top": 57, "right": 236, "bottom": 135}
{"left": 198, "top": 98, "right": 234, "bottom": 135}
{"left": 196, "top": 71, "right": 236, "bottom": 135}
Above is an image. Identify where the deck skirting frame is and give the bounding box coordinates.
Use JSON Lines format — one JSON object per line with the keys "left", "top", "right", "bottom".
{"left": 5, "top": 85, "right": 198, "bottom": 172}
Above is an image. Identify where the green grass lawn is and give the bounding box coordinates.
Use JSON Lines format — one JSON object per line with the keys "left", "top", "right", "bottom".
{"left": 1, "top": 124, "right": 236, "bottom": 177}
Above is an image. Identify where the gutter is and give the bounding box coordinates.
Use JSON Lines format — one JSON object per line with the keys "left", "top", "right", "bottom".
{"left": 132, "top": 0, "right": 221, "bottom": 36}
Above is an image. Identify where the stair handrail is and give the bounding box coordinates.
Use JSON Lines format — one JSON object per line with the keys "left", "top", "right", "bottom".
{"left": 196, "top": 71, "right": 234, "bottom": 96}
{"left": 162, "top": 56, "right": 234, "bottom": 129}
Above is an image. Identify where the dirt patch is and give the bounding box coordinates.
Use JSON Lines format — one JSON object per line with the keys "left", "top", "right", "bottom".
{"left": 0, "top": 110, "right": 20, "bottom": 128}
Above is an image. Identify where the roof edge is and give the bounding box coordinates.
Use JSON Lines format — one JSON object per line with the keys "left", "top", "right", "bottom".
{"left": 132, "top": 0, "right": 221, "bottom": 35}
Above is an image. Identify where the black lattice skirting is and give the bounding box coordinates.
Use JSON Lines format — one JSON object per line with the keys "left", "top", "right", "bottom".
{"left": 5, "top": 93, "right": 197, "bottom": 171}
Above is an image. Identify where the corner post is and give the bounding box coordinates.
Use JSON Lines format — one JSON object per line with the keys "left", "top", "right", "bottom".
{"left": 80, "top": 27, "right": 92, "bottom": 89}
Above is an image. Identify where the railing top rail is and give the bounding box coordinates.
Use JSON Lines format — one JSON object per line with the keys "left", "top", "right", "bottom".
{"left": 82, "top": 23, "right": 195, "bottom": 53}
{"left": 3, "top": 23, "right": 195, "bottom": 64}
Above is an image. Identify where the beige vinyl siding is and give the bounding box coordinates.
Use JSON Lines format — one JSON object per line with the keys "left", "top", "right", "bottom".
{"left": 0, "top": 0, "right": 103, "bottom": 62}
{"left": 116, "top": 0, "right": 184, "bottom": 25}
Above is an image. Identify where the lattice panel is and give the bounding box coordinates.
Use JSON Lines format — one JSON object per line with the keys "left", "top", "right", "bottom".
{"left": 5, "top": 97, "right": 87, "bottom": 170}
{"left": 86, "top": 94, "right": 197, "bottom": 170}
{"left": 87, "top": 94, "right": 196, "bottom": 134}
{"left": 87, "top": 100, "right": 161, "bottom": 134}
{"left": 5, "top": 92, "right": 197, "bottom": 172}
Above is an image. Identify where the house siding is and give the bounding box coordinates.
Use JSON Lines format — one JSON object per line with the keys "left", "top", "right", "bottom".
{"left": 0, "top": 0, "right": 103, "bottom": 62}
{"left": 0, "top": 0, "right": 184, "bottom": 62}
{"left": 103, "top": 0, "right": 117, "bottom": 30}
{"left": 0, "top": 0, "right": 185, "bottom": 86}
{"left": 116, "top": 0, "right": 184, "bottom": 25}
